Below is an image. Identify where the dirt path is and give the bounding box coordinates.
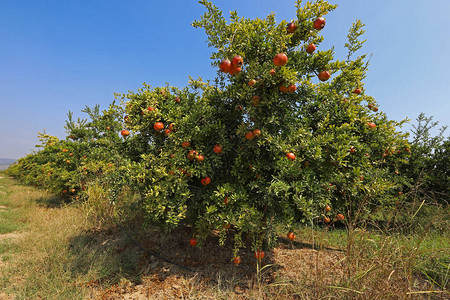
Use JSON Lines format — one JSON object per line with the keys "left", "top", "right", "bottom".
{"left": 0, "top": 232, "right": 23, "bottom": 241}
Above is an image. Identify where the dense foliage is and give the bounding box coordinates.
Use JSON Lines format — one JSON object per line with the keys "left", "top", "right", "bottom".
{"left": 7, "top": 0, "right": 426, "bottom": 258}
{"left": 399, "top": 113, "right": 449, "bottom": 205}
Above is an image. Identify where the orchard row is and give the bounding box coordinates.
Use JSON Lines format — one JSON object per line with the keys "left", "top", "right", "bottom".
{"left": 6, "top": 0, "right": 412, "bottom": 263}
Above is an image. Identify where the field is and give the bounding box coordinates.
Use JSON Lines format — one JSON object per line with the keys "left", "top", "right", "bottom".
{"left": 0, "top": 173, "right": 448, "bottom": 299}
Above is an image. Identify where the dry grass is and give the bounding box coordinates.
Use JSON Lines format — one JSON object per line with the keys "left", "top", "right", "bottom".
{"left": 0, "top": 174, "right": 448, "bottom": 299}
{"left": 88, "top": 225, "right": 448, "bottom": 299}
{"left": 0, "top": 179, "right": 89, "bottom": 298}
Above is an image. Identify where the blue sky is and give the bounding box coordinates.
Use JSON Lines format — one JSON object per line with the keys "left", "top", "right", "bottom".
{"left": 1, "top": 0, "right": 449, "bottom": 159}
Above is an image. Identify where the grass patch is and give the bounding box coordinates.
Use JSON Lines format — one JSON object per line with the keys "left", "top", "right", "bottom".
{"left": 0, "top": 216, "right": 23, "bottom": 235}
{"left": 0, "top": 173, "right": 37, "bottom": 234}
{"left": 0, "top": 238, "right": 19, "bottom": 263}
{"left": 0, "top": 174, "right": 141, "bottom": 299}
{"left": 288, "top": 221, "right": 450, "bottom": 292}
{"left": 2, "top": 206, "right": 128, "bottom": 299}
{"left": 0, "top": 173, "right": 448, "bottom": 299}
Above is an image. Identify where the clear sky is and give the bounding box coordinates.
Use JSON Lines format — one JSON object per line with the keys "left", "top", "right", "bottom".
{"left": 1, "top": 0, "right": 449, "bottom": 159}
